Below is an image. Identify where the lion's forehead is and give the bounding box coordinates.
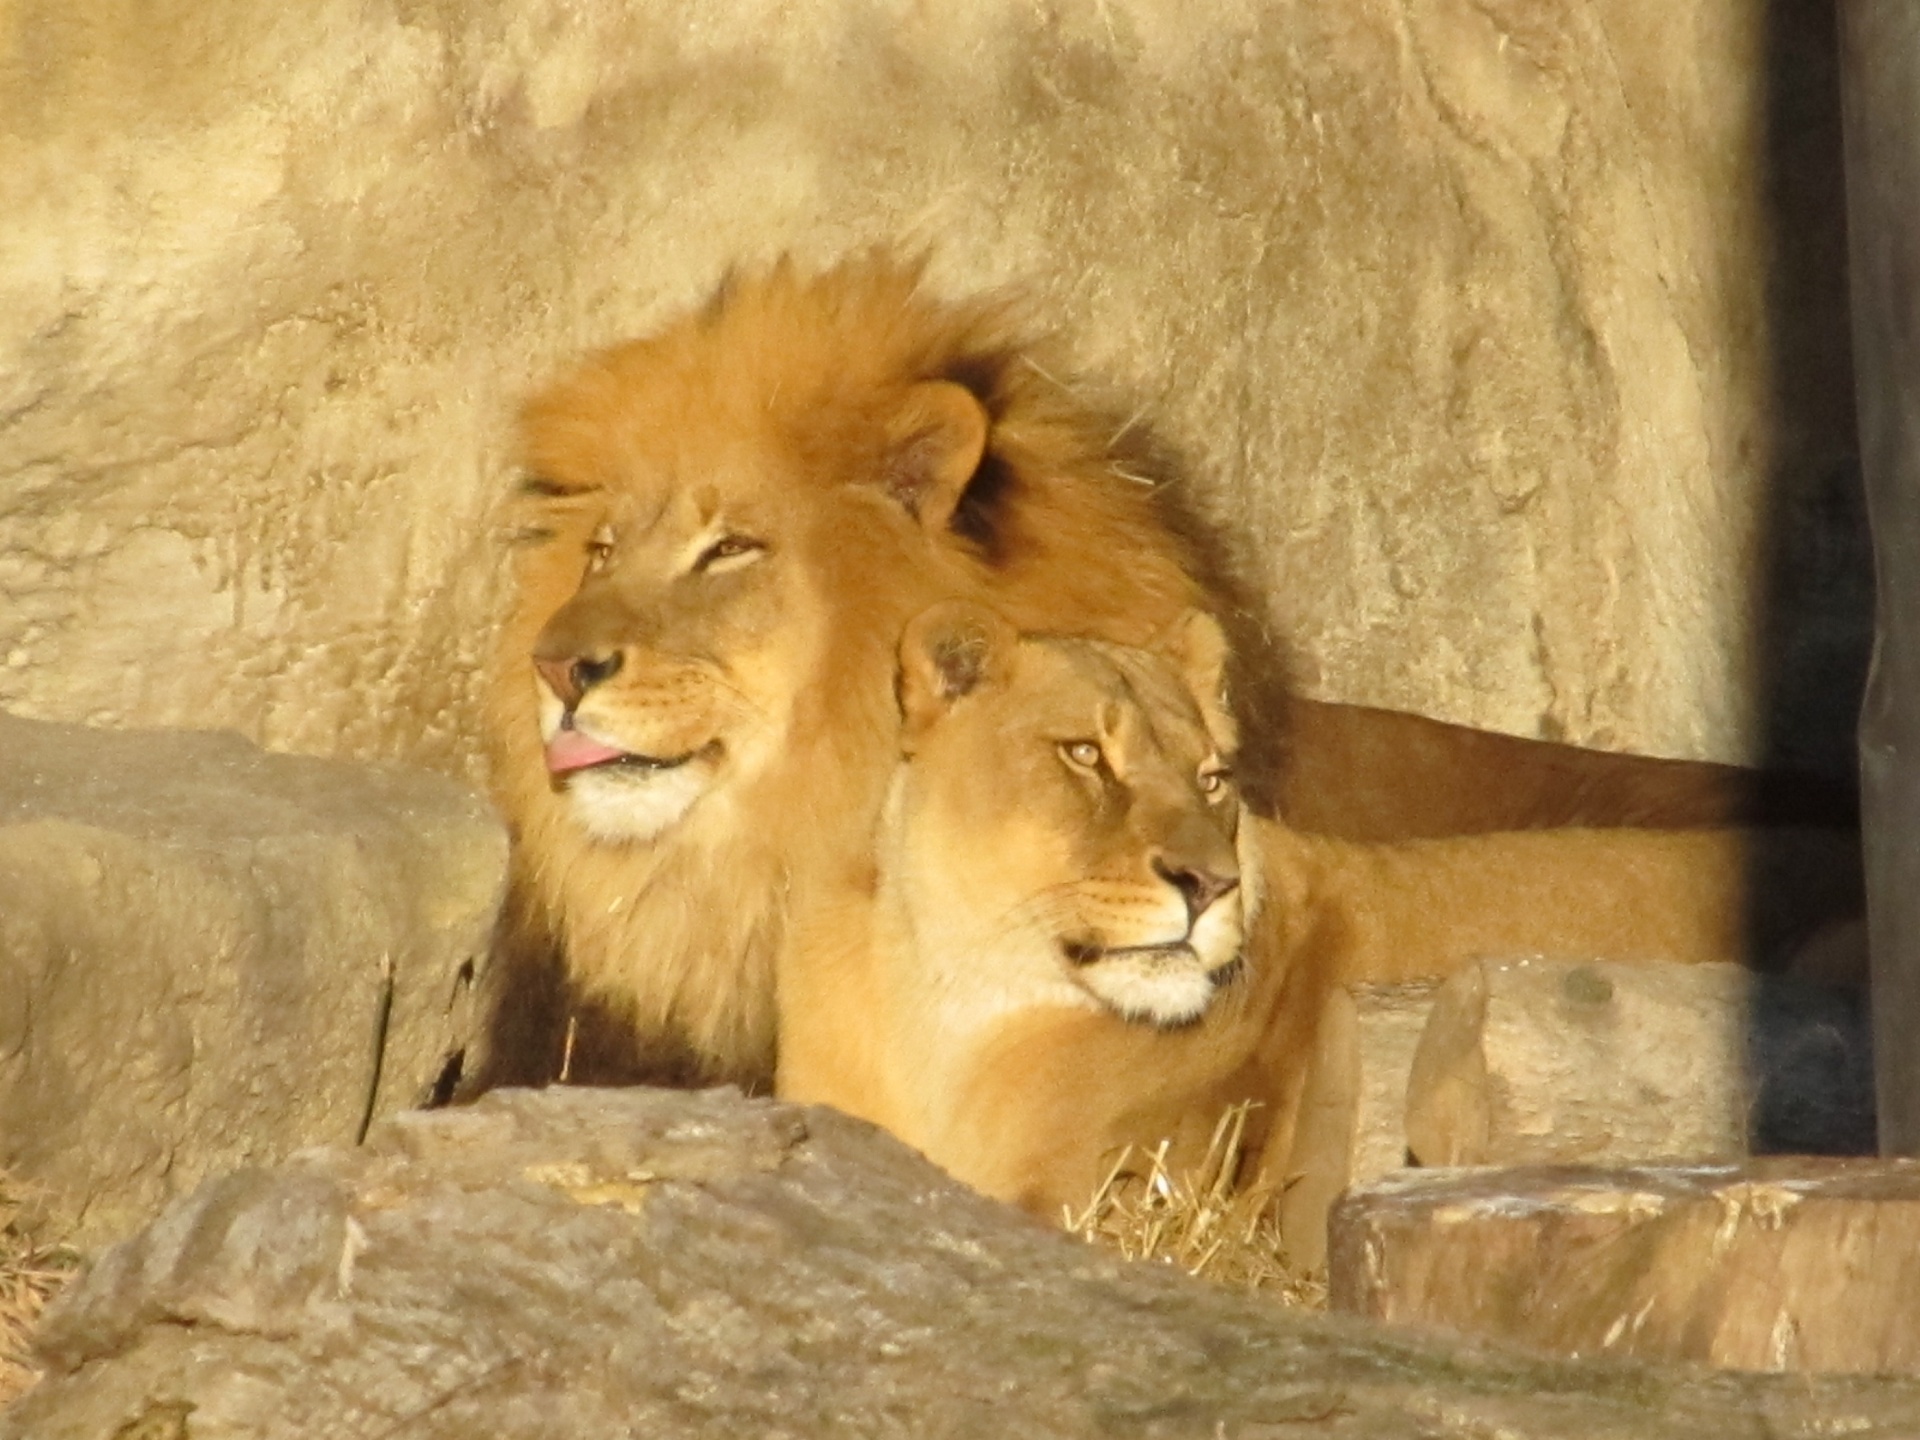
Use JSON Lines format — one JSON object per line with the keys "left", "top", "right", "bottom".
{"left": 601, "top": 456, "right": 796, "bottom": 531}
{"left": 527, "top": 369, "right": 817, "bottom": 497}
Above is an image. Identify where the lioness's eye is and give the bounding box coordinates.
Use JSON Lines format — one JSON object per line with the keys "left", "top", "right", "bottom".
{"left": 1061, "top": 740, "right": 1103, "bottom": 770}
{"left": 586, "top": 523, "right": 616, "bottom": 571}
{"left": 1199, "top": 765, "right": 1232, "bottom": 797}
{"left": 695, "top": 535, "right": 766, "bottom": 572}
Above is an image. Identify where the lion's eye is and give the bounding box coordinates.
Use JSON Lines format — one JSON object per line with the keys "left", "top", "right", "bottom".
{"left": 695, "top": 534, "right": 766, "bottom": 573}
{"left": 1198, "top": 765, "right": 1232, "bottom": 797}
{"left": 586, "top": 523, "right": 616, "bottom": 571}
{"left": 1061, "top": 740, "right": 1103, "bottom": 770}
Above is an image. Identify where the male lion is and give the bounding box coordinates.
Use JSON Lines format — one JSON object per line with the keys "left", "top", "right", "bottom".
{"left": 774, "top": 603, "right": 1863, "bottom": 1220}
{"left": 485, "top": 251, "right": 1847, "bottom": 1089}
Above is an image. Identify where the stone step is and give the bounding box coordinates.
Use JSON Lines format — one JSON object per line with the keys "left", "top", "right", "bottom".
{"left": 0, "top": 713, "right": 505, "bottom": 1247}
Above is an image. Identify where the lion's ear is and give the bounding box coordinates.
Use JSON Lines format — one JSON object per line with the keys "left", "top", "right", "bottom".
{"left": 1157, "top": 609, "right": 1238, "bottom": 755}
{"left": 897, "top": 599, "right": 1017, "bottom": 739}
{"left": 880, "top": 381, "right": 990, "bottom": 531}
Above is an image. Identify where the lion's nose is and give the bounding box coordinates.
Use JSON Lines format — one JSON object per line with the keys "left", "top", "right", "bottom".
{"left": 1152, "top": 856, "right": 1240, "bottom": 923}
{"left": 533, "top": 651, "right": 624, "bottom": 708}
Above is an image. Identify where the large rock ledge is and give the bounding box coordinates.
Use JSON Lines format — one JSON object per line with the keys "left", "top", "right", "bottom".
{"left": 7, "top": 1088, "right": 1919, "bottom": 1438}
{"left": 0, "top": 713, "right": 506, "bottom": 1247}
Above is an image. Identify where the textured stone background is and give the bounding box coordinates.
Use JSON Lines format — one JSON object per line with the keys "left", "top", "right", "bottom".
{"left": 0, "top": 0, "right": 1865, "bottom": 776}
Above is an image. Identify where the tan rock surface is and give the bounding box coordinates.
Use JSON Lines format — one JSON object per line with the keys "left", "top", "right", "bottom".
{"left": 0, "top": 714, "right": 505, "bottom": 1247}
{"left": 1402, "top": 958, "right": 1874, "bottom": 1169}
{"left": 11, "top": 1088, "right": 1920, "bottom": 1436}
{"left": 0, "top": 0, "right": 1862, "bottom": 777}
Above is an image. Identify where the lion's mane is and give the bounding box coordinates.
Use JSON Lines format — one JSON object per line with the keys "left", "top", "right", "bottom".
{"left": 483, "top": 253, "right": 1207, "bottom": 1086}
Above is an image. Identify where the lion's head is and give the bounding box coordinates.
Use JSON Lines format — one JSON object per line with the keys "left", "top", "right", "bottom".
{"left": 885, "top": 601, "right": 1250, "bottom": 1028}
{"left": 483, "top": 252, "right": 1210, "bottom": 1084}
{"left": 514, "top": 366, "right": 990, "bottom": 849}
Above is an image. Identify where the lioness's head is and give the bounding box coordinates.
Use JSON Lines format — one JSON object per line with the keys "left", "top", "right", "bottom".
{"left": 888, "top": 601, "right": 1248, "bottom": 1027}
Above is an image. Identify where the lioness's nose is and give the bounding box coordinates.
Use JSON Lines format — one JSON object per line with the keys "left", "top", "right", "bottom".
{"left": 1153, "top": 856, "right": 1239, "bottom": 922}
{"left": 533, "top": 651, "right": 623, "bottom": 707}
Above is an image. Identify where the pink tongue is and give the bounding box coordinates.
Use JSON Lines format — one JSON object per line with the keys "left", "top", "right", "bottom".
{"left": 545, "top": 730, "right": 627, "bottom": 775}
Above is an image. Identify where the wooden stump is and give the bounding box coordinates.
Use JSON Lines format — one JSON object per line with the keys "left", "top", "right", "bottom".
{"left": 1328, "top": 1159, "right": 1920, "bottom": 1373}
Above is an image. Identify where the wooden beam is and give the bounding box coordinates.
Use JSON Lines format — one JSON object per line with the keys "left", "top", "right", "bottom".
{"left": 1329, "top": 1160, "right": 1920, "bottom": 1372}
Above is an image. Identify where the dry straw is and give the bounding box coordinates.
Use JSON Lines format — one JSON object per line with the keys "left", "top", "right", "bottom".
{"left": 1060, "top": 1102, "right": 1327, "bottom": 1309}
{"left": 0, "top": 1174, "right": 79, "bottom": 1405}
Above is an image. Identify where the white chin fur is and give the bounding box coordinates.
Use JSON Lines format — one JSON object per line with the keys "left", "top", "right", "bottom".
{"left": 563, "top": 763, "right": 714, "bottom": 843}
{"left": 1076, "top": 956, "right": 1221, "bottom": 1028}
{"left": 1190, "top": 900, "right": 1244, "bottom": 974}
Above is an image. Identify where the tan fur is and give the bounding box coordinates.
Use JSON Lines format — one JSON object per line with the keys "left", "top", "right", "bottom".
{"left": 485, "top": 253, "right": 1203, "bottom": 1083}
{"left": 777, "top": 611, "right": 1863, "bottom": 1219}
{"left": 484, "top": 247, "right": 1847, "bottom": 1089}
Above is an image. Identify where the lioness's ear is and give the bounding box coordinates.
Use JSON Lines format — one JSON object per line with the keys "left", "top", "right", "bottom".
{"left": 1157, "top": 609, "right": 1238, "bottom": 754}
{"left": 897, "top": 599, "right": 1017, "bottom": 740}
{"left": 880, "top": 381, "right": 991, "bottom": 531}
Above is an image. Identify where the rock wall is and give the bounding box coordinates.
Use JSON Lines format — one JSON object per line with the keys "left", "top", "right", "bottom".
{"left": 0, "top": 0, "right": 1862, "bottom": 775}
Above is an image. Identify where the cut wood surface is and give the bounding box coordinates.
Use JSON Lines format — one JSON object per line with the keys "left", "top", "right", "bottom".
{"left": 1329, "top": 1159, "right": 1920, "bottom": 1373}
{"left": 1402, "top": 959, "right": 1872, "bottom": 1168}
{"left": 1278, "top": 983, "right": 1438, "bottom": 1271}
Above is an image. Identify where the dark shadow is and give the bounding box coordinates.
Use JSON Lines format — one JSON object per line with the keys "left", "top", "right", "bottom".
{"left": 1746, "top": 0, "right": 1875, "bottom": 1151}
{"left": 1747, "top": 974, "right": 1876, "bottom": 1155}
{"left": 455, "top": 897, "right": 732, "bottom": 1101}
{"left": 1755, "top": 0, "right": 1874, "bottom": 786}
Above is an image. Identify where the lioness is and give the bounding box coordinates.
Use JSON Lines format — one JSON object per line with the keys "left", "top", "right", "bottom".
{"left": 775, "top": 603, "right": 1864, "bottom": 1219}
{"left": 486, "top": 251, "right": 1847, "bottom": 1088}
